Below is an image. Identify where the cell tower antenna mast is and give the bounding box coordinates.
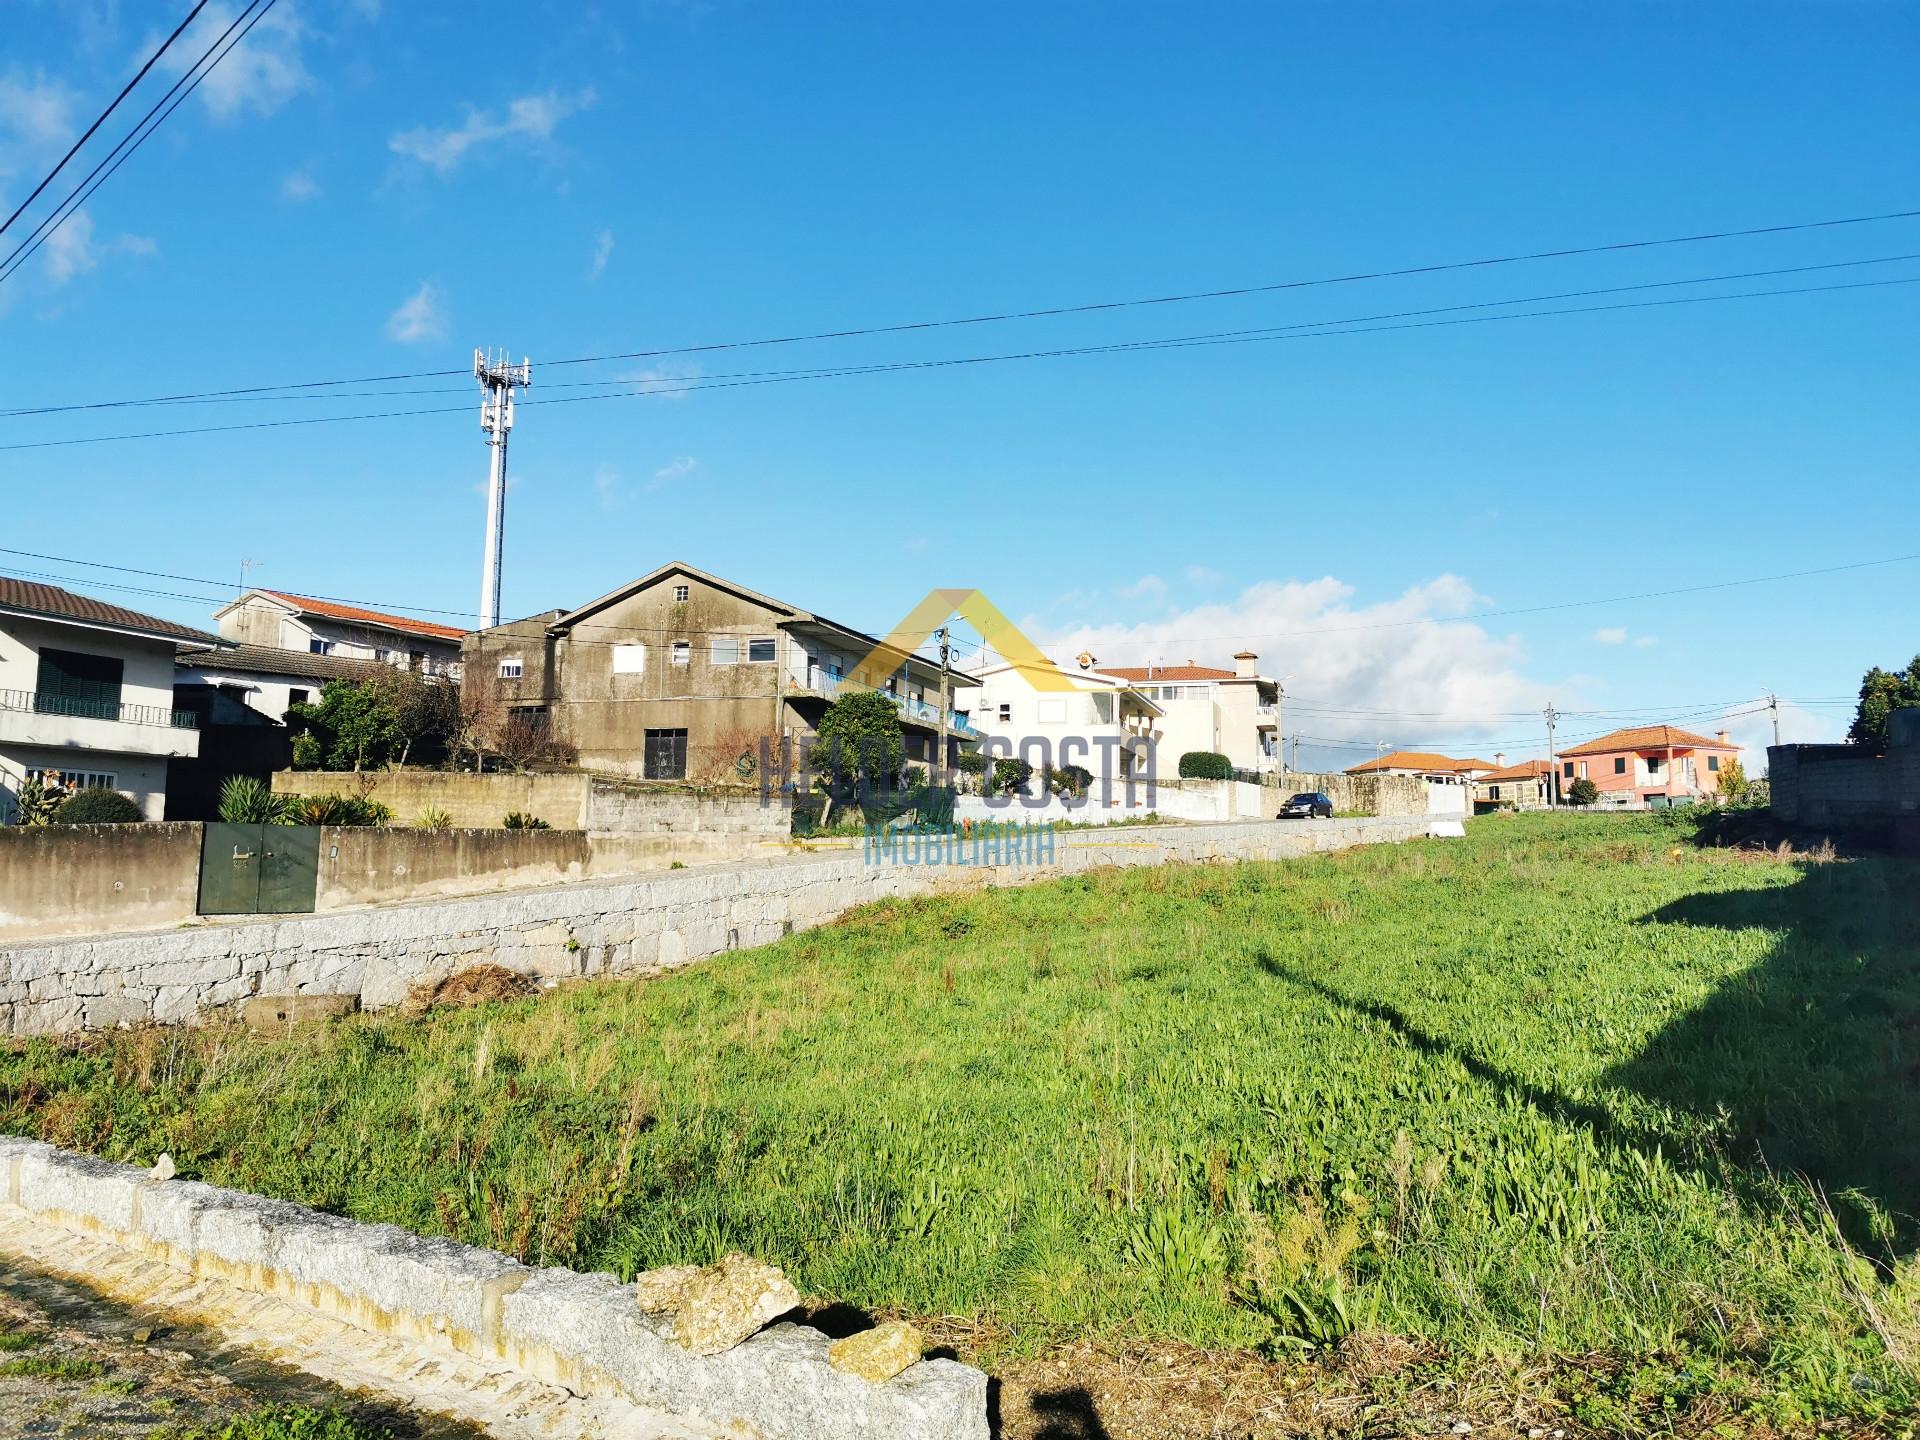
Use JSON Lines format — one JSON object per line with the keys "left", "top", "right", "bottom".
{"left": 475, "top": 348, "right": 532, "bottom": 630}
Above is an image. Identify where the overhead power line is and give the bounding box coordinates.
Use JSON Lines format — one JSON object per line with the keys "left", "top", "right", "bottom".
{"left": 7, "top": 267, "right": 1918, "bottom": 452}
{"left": 0, "top": 0, "right": 209, "bottom": 241}
{"left": 0, "top": 0, "right": 277, "bottom": 288}
{"left": 6, "top": 203, "right": 1919, "bottom": 414}
{"left": 9, "top": 249, "right": 1915, "bottom": 420}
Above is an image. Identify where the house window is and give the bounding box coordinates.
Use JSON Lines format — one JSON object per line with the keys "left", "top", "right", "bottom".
{"left": 34, "top": 648, "right": 123, "bottom": 718}
{"left": 1562, "top": 761, "right": 1574, "bottom": 778}
{"left": 747, "top": 638, "right": 777, "bottom": 664}
{"left": 1646, "top": 756, "right": 1664, "bottom": 775}
{"left": 672, "top": 584, "right": 689, "bottom": 602}
{"left": 498, "top": 658, "right": 523, "bottom": 679}
{"left": 644, "top": 728, "right": 687, "bottom": 780}
{"left": 408, "top": 650, "right": 425, "bottom": 671}
{"left": 27, "top": 767, "right": 118, "bottom": 791}
{"left": 670, "top": 641, "right": 691, "bottom": 666}
{"left": 374, "top": 648, "right": 393, "bottom": 664}
{"left": 1579, "top": 762, "right": 1589, "bottom": 779}
{"left": 1708, "top": 755, "right": 1720, "bottom": 772}
{"left": 996, "top": 702, "right": 1012, "bottom": 723}
{"left": 288, "top": 688, "right": 310, "bottom": 709}
{"left": 1038, "top": 699, "right": 1067, "bottom": 724}
{"left": 1490, "top": 785, "right": 1501, "bottom": 800}
{"left": 612, "top": 643, "right": 646, "bottom": 674}
{"left": 1092, "top": 694, "right": 1114, "bottom": 724}
{"left": 711, "top": 637, "right": 741, "bottom": 665}
{"left": 310, "top": 638, "right": 334, "bottom": 655}
{"left": 1614, "top": 756, "right": 1626, "bottom": 774}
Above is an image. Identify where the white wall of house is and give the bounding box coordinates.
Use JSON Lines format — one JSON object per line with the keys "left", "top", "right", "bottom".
{"left": 0, "top": 615, "right": 196, "bottom": 821}
{"left": 175, "top": 662, "right": 323, "bottom": 723}
{"left": 970, "top": 667, "right": 1158, "bottom": 799}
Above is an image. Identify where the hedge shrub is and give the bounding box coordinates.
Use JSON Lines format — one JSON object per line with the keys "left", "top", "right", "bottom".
{"left": 52, "top": 788, "right": 145, "bottom": 824}
{"left": 1177, "top": 750, "right": 1232, "bottom": 780}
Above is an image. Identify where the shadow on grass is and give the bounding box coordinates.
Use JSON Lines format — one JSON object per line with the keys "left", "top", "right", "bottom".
{"left": 1027, "top": 1386, "right": 1113, "bottom": 1440}
{"left": 1607, "top": 858, "right": 1920, "bottom": 1257}
{"left": 1258, "top": 851, "right": 1920, "bottom": 1261}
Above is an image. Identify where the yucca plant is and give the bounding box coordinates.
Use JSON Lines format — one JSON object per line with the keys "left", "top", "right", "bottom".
{"left": 217, "top": 775, "right": 286, "bottom": 825}
{"left": 415, "top": 806, "right": 454, "bottom": 831}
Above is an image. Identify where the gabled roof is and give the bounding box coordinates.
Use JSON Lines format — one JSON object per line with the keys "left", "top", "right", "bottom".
{"left": 0, "top": 577, "right": 219, "bottom": 645}
{"left": 1346, "top": 750, "right": 1474, "bottom": 775}
{"left": 1558, "top": 724, "right": 1737, "bottom": 758}
{"left": 1481, "top": 759, "right": 1552, "bottom": 782}
{"left": 226, "top": 589, "right": 467, "bottom": 643}
{"left": 176, "top": 642, "right": 385, "bottom": 684}
{"left": 1452, "top": 757, "right": 1498, "bottom": 771}
{"left": 548, "top": 561, "right": 976, "bottom": 686}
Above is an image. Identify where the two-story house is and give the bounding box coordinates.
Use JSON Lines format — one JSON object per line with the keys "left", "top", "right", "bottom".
{"left": 1091, "top": 652, "right": 1283, "bottom": 774}
{"left": 0, "top": 580, "right": 208, "bottom": 821}
{"left": 1557, "top": 724, "right": 1741, "bottom": 807}
{"left": 461, "top": 563, "right": 977, "bottom": 782}
{"left": 969, "top": 652, "right": 1163, "bottom": 802}
{"left": 1473, "top": 756, "right": 1552, "bottom": 810}
{"left": 213, "top": 589, "right": 466, "bottom": 677}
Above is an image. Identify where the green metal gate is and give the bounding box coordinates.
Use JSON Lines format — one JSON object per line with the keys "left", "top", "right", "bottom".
{"left": 198, "top": 824, "right": 321, "bottom": 915}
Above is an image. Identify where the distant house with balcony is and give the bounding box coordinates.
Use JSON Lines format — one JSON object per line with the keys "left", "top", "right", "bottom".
{"left": 213, "top": 589, "right": 465, "bottom": 677}
{"left": 969, "top": 653, "right": 1164, "bottom": 803}
{"left": 0, "top": 580, "right": 208, "bottom": 822}
{"left": 1557, "top": 724, "right": 1740, "bottom": 807}
{"left": 460, "top": 562, "right": 978, "bottom": 782}
{"left": 1089, "top": 652, "right": 1283, "bottom": 775}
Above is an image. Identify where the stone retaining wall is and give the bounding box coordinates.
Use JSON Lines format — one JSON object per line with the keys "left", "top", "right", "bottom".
{"left": 0, "top": 1134, "right": 986, "bottom": 1439}
{"left": 0, "top": 816, "right": 1433, "bottom": 1037}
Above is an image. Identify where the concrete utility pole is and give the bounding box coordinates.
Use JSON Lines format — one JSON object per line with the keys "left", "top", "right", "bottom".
{"left": 475, "top": 349, "right": 532, "bottom": 631}
{"left": 935, "top": 625, "right": 952, "bottom": 789}
{"left": 1767, "top": 692, "right": 1781, "bottom": 747}
{"left": 1544, "top": 701, "right": 1559, "bottom": 806}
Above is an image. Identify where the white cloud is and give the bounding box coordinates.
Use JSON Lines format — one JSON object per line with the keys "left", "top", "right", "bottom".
{"left": 385, "top": 281, "right": 445, "bottom": 343}
{"left": 649, "top": 456, "right": 697, "bottom": 489}
{"left": 588, "top": 227, "right": 613, "bottom": 281}
{"left": 281, "top": 169, "right": 319, "bottom": 201}
{"left": 39, "top": 210, "right": 156, "bottom": 284}
{"left": 0, "top": 72, "right": 77, "bottom": 163}
{"left": 1593, "top": 627, "right": 1628, "bottom": 645}
{"left": 1184, "top": 564, "right": 1228, "bottom": 587}
{"left": 618, "top": 362, "right": 702, "bottom": 401}
{"left": 1026, "top": 573, "right": 1557, "bottom": 771}
{"left": 1632, "top": 635, "right": 1659, "bottom": 649}
{"left": 158, "top": 3, "right": 312, "bottom": 121}
{"left": 1117, "top": 574, "right": 1168, "bottom": 604}
{"left": 390, "top": 88, "right": 595, "bottom": 174}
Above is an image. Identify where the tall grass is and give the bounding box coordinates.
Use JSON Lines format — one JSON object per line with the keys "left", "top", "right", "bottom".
{"left": 3, "top": 815, "right": 1915, "bottom": 1425}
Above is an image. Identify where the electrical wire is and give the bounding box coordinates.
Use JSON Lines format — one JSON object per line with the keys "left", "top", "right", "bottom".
{"left": 0, "top": 0, "right": 276, "bottom": 287}
{"left": 7, "top": 204, "right": 1919, "bottom": 415}
{"left": 0, "top": 0, "right": 209, "bottom": 240}
{"left": 8, "top": 268, "right": 1918, "bottom": 452}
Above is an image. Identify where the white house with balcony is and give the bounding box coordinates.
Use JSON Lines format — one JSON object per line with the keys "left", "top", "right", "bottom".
{"left": 1091, "top": 652, "right": 1283, "bottom": 775}
{"left": 968, "top": 652, "right": 1164, "bottom": 810}
{"left": 0, "top": 580, "right": 209, "bottom": 822}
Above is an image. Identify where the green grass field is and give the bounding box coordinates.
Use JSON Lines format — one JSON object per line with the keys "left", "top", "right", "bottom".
{"left": 4, "top": 814, "right": 1916, "bottom": 1433}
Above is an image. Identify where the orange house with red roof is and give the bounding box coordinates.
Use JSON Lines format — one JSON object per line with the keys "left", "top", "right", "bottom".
{"left": 213, "top": 588, "right": 467, "bottom": 678}
{"left": 1556, "top": 724, "right": 1740, "bottom": 807}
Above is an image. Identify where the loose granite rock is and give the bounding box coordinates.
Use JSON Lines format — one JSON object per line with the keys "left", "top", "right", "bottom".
{"left": 829, "top": 1321, "right": 923, "bottom": 1383}
{"left": 633, "top": 1253, "right": 800, "bottom": 1356}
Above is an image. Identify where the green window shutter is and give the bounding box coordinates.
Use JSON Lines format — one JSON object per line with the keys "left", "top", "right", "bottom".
{"left": 35, "top": 648, "right": 124, "bottom": 718}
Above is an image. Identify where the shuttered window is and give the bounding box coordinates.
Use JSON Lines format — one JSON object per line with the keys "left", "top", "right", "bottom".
{"left": 35, "top": 648, "right": 123, "bottom": 719}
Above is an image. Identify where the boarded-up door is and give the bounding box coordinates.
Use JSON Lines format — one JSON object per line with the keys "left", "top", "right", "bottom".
{"left": 199, "top": 824, "right": 321, "bottom": 915}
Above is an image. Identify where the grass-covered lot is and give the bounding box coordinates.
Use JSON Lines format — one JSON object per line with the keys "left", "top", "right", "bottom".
{"left": 4, "top": 814, "right": 1916, "bottom": 1436}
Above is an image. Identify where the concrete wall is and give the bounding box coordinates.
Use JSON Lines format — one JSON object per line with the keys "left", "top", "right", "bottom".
{"left": 1265, "top": 771, "right": 1428, "bottom": 817}
{"left": 273, "top": 770, "right": 792, "bottom": 839}
{"left": 0, "top": 1135, "right": 986, "bottom": 1439}
{"left": 0, "top": 822, "right": 203, "bottom": 941}
{"left": 0, "top": 815, "right": 1437, "bottom": 1036}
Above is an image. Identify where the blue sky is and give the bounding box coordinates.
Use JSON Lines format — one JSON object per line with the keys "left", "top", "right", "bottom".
{"left": 3, "top": 0, "right": 1916, "bottom": 767}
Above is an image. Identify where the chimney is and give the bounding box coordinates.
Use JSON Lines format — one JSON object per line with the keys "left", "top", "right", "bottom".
{"left": 1232, "top": 649, "right": 1258, "bottom": 679}
{"left": 1076, "top": 650, "right": 1096, "bottom": 671}
{"left": 1716, "top": 730, "right": 1730, "bottom": 744}
{"left": 1494, "top": 751, "right": 1506, "bottom": 767}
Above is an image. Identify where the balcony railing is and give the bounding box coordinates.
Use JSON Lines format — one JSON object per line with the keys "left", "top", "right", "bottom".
{"left": 799, "top": 673, "right": 977, "bottom": 734}
{"left": 0, "top": 689, "right": 199, "bottom": 730}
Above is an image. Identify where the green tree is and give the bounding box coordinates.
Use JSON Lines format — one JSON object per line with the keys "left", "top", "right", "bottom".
{"left": 365, "top": 669, "right": 459, "bottom": 767}
{"left": 1567, "top": 776, "right": 1599, "bottom": 807}
{"left": 1715, "top": 756, "right": 1751, "bottom": 805}
{"left": 809, "top": 689, "right": 905, "bottom": 823}
{"left": 1846, "top": 656, "right": 1920, "bottom": 753}
{"left": 287, "top": 680, "right": 402, "bottom": 772}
